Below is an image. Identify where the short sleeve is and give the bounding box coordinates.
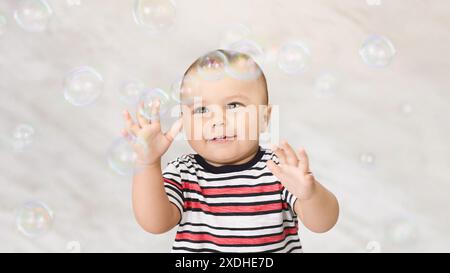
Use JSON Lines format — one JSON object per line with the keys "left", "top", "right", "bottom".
{"left": 162, "top": 160, "right": 184, "bottom": 224}
{"left": 270, "top": 151, "right": 298, "bottom": 217}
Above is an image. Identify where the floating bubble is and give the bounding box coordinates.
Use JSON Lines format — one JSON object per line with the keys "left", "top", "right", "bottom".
{"left": 0, "top": 14, "right": 7, "bottom": 36}
{"left": 196, "top": 50, "right": 228, "bottom": 81}
{"left": 12, "top": 123, "right": 35, "bottom": 151}
{"left": 64, "top": 66, "right": 104, "bottom": 106}
{"left": 16, "top": 201, "right": 53, "bottom": 237}
{"left": 14, "top": 0, "right": 53, "bottom": 33}
{"left": 225, "top": 50, "right": 262, "bottom": 80}
{"left": 400, "top": 103, "right": 413, "bottom": 115}
{"left": 228, "top": 39, "right": 265, "bottom": 66}
{"left": 277, "top": 42, "right": 310, "bottom": 75}
{"left": 360, "top": 35, "right": 396, "bottom": 68}
{"left": 220, "top": 23, "right": 251, "bottom": 49}
{"left": 133, "top": 0, "right": 177, "bottom": 35}
{"left": 139, "top": 88, "right": 170, "bottom": 120}
{"left": 119, "top": 79, "right": 145, "bottom": 105}
{"left": 385, "top": 218, "right": 418, "bottom": 246}
{"left": 67, "top": 0, "right": 81, "bottom": 7}
{"left": 314, "top": 73, "right": 338, "bottom": 98}
{"left": 359, "top": 152, "right": 375, "bottom": 166}
{"left": 107, "top": 137, "right": 137, "bottom": 176}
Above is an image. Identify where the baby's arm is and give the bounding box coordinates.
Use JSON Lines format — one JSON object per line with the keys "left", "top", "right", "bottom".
{"left": 121, "top": 99, "right": 183, "bottom": 234}
{"left": 293, "top": 180, "right": 339, "bottom": 233}
{"left": 268, "top": 141, "right": 339, "bottom": 233}
{"left": 132, "top": 161, "right": 180, "bottom": 234}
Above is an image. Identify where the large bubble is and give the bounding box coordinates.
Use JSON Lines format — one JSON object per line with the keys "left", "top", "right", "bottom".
{"left": 63, "top": 66, "right": 104, "bottom": 106}
{"left": 107, "top": 137, "right": 137, "bottom": 176}
{"left": 16, "top": 201, "right": 53, "bottom": 237}
{"left": 139, "top": 88, "right": 170, "bottom": 120}
{"left": 360, "top": 35, "right": 396, "bottom": 68}
{"left": 119, "top": 79, "right": 146, "bottom": 105}
{"left": 14, "top": 0, "right": 53, "bottom": 33}
{"left": 196, "top": 50, "right": 228, "bottom": 81}
{"left": 277, "top": 42, "right": 310, "bottom": 75}
{"left": 133, "top": 0, "right": 177, "bottom": 35}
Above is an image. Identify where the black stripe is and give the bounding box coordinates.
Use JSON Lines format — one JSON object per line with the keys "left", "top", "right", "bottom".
{"left": 179, "top": 219, "right": 297, "bottom": 231}
{"left": 184, "top": 208, "right": 291, "bottom": 216}
{"left": 175, "top": 233, "right": 300, "bottom": 248}
{"left": 184, "top": 197, "right": 283, "bottom": 207}
{"left": 260, "top": 239, "right": 302, "bottom": 253}
{"left": 164, "top": 184, "right": 184, "bottom": 201}
{"left": 166, "top": 193, "right": 184, "bottom": 211}
{"left": 172, "top": 239, "right": 302, "bottom": 253}
{"left": 184, "top": 189, "right": 282, "bottom": 198}
{"left": 287, "top": 246, "right": 303, "bottom": 253}
{"left": 163, "top": 171, "right": 181, "bottom": 178}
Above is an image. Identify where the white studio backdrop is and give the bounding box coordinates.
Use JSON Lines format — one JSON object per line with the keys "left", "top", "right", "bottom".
{"left": 0, "top": 0, "right": 449, "bottom": 252}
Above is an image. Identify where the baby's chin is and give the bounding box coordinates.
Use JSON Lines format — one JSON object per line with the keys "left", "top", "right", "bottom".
{"left": 200, "top": 140, "right": 259, "bottom": 164}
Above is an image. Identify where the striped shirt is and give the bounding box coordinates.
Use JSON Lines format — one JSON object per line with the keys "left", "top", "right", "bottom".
{"left": 162, "top": 145, "right": 302, "bottom": 253}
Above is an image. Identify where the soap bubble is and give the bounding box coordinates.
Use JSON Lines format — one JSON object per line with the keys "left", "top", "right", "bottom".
{"left": 107, "top": 137, "right": 137, "bottom": 176}
{"left": 0, "top": 14, "right": 7, "bottom": 36}
{"left": 228, "top": 39, "right": 265, "bottom": 67}
{"left": 64, "top": 66, "right": 104, "bottom": 106}
{"left": 359, "top": 152, "right": 376, "bottom": 168}
{"left": 67, "top": 0, "right": 81, "bottom": 7}
{"left": 385, "top": 218, "right": 418, "bottom": 246}
{"left": 16, "top": 201, "right": 53, "bottom": 238}
{"left": 119, "top": 79, "right": 145, "bottom": 105}
{"left": 133, "top": 0, "right": 177, "bottom": 35}
{"left": 360, "top": 35, "right": 396, "bottom": 68}
{"left": 171, "top": 74, "right": 196, "bottom": 106}
{"left": 225, "top": 50, "right": 262, "bottom": 80}
{"left": 14, "top": 0, "right": 53, "bottom": 33}
{"left": 197, "top": 50, "right": 228, "bottom": 81}
{"left": 314, "top": 73, "right": 338, "bottom": 98}
{"left": 12, "top": 124, "right": 35, "bottom": 151}
{"left": 139, "top": 88, "right": 170, "bottom": 120}
{"left": 220, "top": 23, "right": 251, "bottom": 49}
{"left": 277, "top": 42, "right": 310, "bottom": 74}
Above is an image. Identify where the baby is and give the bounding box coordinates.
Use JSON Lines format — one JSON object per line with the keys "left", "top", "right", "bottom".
{"left": 122, "top": 49, "right": 339, "bottom": 253}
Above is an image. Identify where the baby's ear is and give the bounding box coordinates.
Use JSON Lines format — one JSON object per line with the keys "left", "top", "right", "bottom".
{"left": 260, "top": 104, "right": 272, "bottom": 133}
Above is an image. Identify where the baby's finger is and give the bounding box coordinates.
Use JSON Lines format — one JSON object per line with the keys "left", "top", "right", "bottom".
{"left": 136, "top": 101, "right": 149, "bottom": 128}
{"left": 296, "top": 147, "right": 310, "bottom": 173}
{"left": 267, "top": 160, "right": 283, "bottom": 179}
{"left": 164, "top": 118, "right": 183, "bottom": 143}
{"left": 123, "top": 110, "right": 134, "bottom": 128}
{"left": 280, "top": 140, "right": 299, "bottom": 166}
{"left": 273, "top": 145, "right": 287, "bottom": 165}
{"left": 150, "top": 98, "right": 161, "bottom": 124}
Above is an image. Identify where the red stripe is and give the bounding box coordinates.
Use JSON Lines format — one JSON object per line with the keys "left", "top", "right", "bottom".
{"left": 175, "top": 227, "right": 298, "bottom": 245}
{"left": 163, "top": 178, "right": 182, "bottom": 191}
{"left": 183, "top": 181, "right": 282, "bottom": 195}
{"left": 185, "top": 200, "right": 287, "bottom": 213}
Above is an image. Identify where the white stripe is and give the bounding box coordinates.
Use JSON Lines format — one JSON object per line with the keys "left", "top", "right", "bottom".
{"left": 184, "top": 191, "right": 281, "bottom": 204}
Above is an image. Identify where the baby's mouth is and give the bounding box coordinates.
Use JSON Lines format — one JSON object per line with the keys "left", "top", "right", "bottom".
{"left": 207, "top": 135, "right": 236, "bottom": 143}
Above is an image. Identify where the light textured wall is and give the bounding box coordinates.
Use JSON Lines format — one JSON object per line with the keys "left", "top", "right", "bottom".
{"left": 0, "top": 0, "right": 449, "bottom": 252}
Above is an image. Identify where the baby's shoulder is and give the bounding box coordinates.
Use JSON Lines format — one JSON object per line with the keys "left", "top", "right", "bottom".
{"left": 166, "top": 153, "right": 196, "bottom": 169}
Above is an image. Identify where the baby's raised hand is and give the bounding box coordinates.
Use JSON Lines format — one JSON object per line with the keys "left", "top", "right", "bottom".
{"left": 267, "top": 140, "right": 316, "bottom": 201}
{"left": 121, "top": 99, "right": 183, "bottom": 166}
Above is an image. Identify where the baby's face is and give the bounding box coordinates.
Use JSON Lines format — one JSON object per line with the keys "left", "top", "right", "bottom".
{"left": 180, "top": 71, "right": 271, "bottom": 166}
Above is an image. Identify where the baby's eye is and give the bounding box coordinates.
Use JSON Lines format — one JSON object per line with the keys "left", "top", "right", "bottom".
{"left": 194, "top": 106, "right": 209, "bottom": 114}
{"left": 227, "top": 102, "right": 244, "bottom": 110}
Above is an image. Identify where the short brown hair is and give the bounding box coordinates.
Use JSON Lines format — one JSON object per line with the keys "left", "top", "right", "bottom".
{"left": 180, "top": 49, "right": 268, "bottom": 105}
